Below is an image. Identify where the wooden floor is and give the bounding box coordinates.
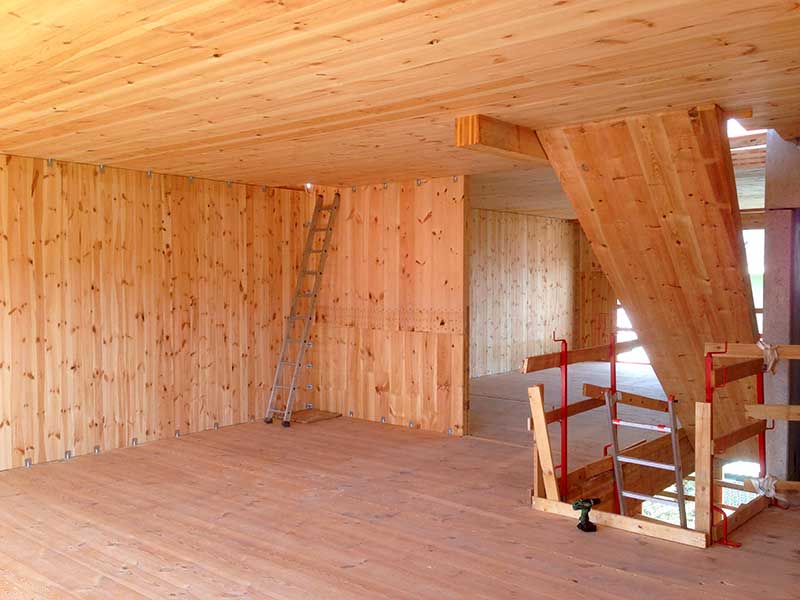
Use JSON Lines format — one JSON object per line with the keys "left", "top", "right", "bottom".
{"left": 0, "top": 419, "right": 797, "bottom": 599}
{"left": 469, "top": 362, "right": 666, "bottom": 463}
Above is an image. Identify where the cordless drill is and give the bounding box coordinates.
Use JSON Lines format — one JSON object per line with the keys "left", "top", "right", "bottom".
{"left": 572, "top": 498, "right": 602, "bottom": 532}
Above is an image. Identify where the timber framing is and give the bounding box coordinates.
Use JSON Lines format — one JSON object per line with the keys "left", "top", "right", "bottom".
{"left": 527, "top": 337, "right": 786, "bottom": 549}
{"left": 454, "top": 114, "right": 548, "bottom": 163}
{"left": 520, "top": 340, "right": 640, "bottom": 374}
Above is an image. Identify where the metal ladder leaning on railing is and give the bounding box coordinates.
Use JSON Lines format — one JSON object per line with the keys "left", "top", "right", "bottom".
{"left": 604, "top": 390, "right": 688, "bottom": 528}
{"left": 264, "top": 191, "right": 340, "bottom": 427}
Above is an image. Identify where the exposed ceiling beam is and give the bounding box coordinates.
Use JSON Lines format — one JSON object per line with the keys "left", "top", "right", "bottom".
{"left": 776, "top": 125, "right": 800, "bottom": 141}
{"left": 455, "top": 115, "right": 548, "bottom": 163}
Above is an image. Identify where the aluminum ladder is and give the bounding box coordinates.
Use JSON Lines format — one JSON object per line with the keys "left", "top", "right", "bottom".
{"left": 265, "top": 191, "right": 340, "bottom": 427}
{"left": 604, "top": 390, "right": 687, "bottom": 528}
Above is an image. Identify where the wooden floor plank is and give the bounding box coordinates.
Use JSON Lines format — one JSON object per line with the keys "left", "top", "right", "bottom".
{"left": 0, "top": 420, "right": 796, "bottom": 599}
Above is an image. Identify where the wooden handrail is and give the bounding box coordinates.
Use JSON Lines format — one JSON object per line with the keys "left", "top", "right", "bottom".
{"left": 521, "top": 339, "right": 640, "bottom": 373}
{"left": 711, "top": 358, "right": 764, "bottom": 387}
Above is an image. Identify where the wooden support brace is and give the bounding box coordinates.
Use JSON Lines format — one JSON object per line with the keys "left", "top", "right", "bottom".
{"left": 740, "top": 209, "right": 766, "bottom": 230}
{"left": 744, "top": 405, "right": 800, "bottom": 421}
{"left": 454, "top": 114, "right": 548, "bottom": 163}
{"left": 694, "top": 402, "right": 713, "bottom": 537}
{"left": 744, "top": 478, "right": 800, "bottom": 493}
{"left": 711, "top": 358, "right": 764, "bottom": 387}
{"left": 521, "top": 340, "right": 640, "bottom": 374}
{"left": 704, "top": 343, "right": 800, "bottom": 360}
{"left": 713, "top": 421, "right": 766, "bottom": 455}
{"left": 528, "top": 385, "right": 560, "bottom": 500}
{"left": 542, "top": 396, "right": 604, "bottom": 424}
{"left": 532, "top": 497, "right": 708, "bottom": 548}
{"left": 711, "top": 495, "right": 769, "bottom": 543}
{"left": 582, "top": 383, "right": 669, "bottom": 413}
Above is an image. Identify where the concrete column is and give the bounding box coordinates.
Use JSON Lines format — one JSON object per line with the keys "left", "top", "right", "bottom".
{"left": 764, "top": 131, "right": 800, "bottom": 479}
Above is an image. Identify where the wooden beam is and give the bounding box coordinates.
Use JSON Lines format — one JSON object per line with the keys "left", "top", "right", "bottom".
{"left": 520, "top": 339, "right": 640, "bottom": 374}
{"left": 775, "top": 126, "right": 800, "bottom": 142}
{"left": 542, "top": 397, "right": 604, "bottom": 424}
{"left": 528, "top": 385, "right": 560, "bottom": 501}
{"left": 711, "top": 358, "right": 764, "bottom": 387}
{"left": 740, "top": 209, "right": 766, "bottom": 230}
{"left": 729, "top": 132, "right": 767, "bottom": 151}
{"left": 694, "top": 402, "right": 713, "bottom": 535}
{"left": 564, "top": 429, "right": 693, "bottom": 512}
{"left": 454, "top": 114, "right": 548, "bottom": 163}
{"left": 540, "top": 106, "right": 758, "bottom": 452}
{"left": 711, "top": 495, "right": 769, "bottom": 543}
{"left": 582, "top": 383, "right": 669, "bottom": 413}
{"left": 713, "top": 421, "right": 766, "bottom": 455}
{"left": 704, "top": 343, "right": 800, "bottom": 360}
{"left": 744, "top": 404, "right": 800, "bottom": 421}
{"left": 532, "top": 442, "right": 545, "bottom": 500}
{"left": 532, "top": 497, "right": 708, "bottom": 548}
{"left": 744, "top": 478, "right": 800, "bottom": 493}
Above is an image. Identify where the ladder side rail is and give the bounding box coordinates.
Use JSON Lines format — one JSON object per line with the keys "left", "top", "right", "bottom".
{"left": 282, "top": 195, "right": 340, "bottom": 421}
{"left": 271, "top": 193, "right": 341, "bottom": 423}
{"left": 668, "top": 397, "right": 688, "bottom": 528}
{"left": 605, "top": 391, "right": 627, "bottom": 516}
{"left": 266, "top": 193, "right": 322, "bottom": 421}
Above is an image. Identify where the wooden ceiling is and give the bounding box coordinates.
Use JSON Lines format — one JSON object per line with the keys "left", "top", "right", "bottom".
{"left": 470, "top": 132, "right": 768, "bottom": 218}
{"left": 1, "top": 1, "right": 798, "bottom": 187}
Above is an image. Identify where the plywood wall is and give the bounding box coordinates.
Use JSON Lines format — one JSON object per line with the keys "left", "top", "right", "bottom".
{"left": 0, "top": 155, "right": 468, "bottom": 471}
{"left": 468, "top": 209, "right": 614, "bottom": 377}
{"left": 307, "top": 180, "right": 467, "bottom": 435}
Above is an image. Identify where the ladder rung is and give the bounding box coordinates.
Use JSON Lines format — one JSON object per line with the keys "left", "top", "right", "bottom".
{"left": 311, "top": 227, "right": 330, "bottom": 233}
{"left": 309, "top": 249, "right": 326, "bottom": 254}
{"left": 301, "top": 270, "right": 321, "bottom": 276}
{"left": 273, "top": 385, "right": 294, "bottom": 390}
{"left": 288, "top": 315, "right": 312, "bottom": 321}
{"left": 319, "top": 204, "right": 336, "bottom": 211}
{"left": 612, "top": 419, "right": 671, "bottom": 433}
{"left": 622, "top": 491, "right": 680, "bottom": 506}
{"left": 617, "top": 456, "right": 676, "bottom": 471}
{"left": 280, "top": 360, "right": 301, "bottom": 365}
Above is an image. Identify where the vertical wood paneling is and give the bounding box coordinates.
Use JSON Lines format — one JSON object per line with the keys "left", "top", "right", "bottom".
{"left": 309, "top": 179, "right": 467, "bottom": 435}
{"left": 468, "top": 209, "right": 613, "bottom": 377}
{"left": 0, "top": 154, "right": 467, "bottom": 471}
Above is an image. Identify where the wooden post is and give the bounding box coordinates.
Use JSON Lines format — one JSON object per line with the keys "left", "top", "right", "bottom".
{"left": 528, "top": 384, "right": 560, "bottom": 501}
{"left": 532, "top": 441, "right": 544, "bottom": 500}
{"left": 694, "top": 402, "right": 713, "bottom": 537}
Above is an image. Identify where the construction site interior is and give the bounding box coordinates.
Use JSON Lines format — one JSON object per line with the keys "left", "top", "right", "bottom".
{"left": 1, "top": 2, "right": 800, "bottom": 598}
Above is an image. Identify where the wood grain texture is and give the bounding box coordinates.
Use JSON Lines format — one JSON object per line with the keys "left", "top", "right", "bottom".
{"left": 0, "top": 419, "right": 797, "bottom": 597}
{"left": 575, "top": 230, "right": 617, "bottom": 348}
{"left": 308, "top": 179, "right": 467, "bottom": 435}
{"left": 539, "top": 106, "right": 758, "bottom": 452}
{"left": 0, "top": 2, "right": 799, "bottom": 186}
{"left": 0, "top": 154, "right": 468, "bottom": 471}
{"left": 468, "top": 210, "right": 576, "bottom": 377}
{"left": 469, "top": 210, "right": 615, "bottom": 376}
{"left": 467, "top": 167, "right": 574, "bottom": 219}
{"left": 455, "top": 115, "right": 547, "bottom": 162}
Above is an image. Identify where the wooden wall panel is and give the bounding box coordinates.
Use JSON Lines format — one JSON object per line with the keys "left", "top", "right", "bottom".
{"left": 0, "top": 154, "right": 317, "bottom": 471}
{"left": 468, "top": 210, "right": 614, "bottom": 377}
{"left": 0, "top": 156, "right": 467, "bottom": 471}
{"left": 575, "top": 232, "right": 617, "bottom": 349}
{"left": 540, "top": 106, "right": 758, "bottom": 447}
{"left": 308, "top": 180, "right": 467, "bottom": 435}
